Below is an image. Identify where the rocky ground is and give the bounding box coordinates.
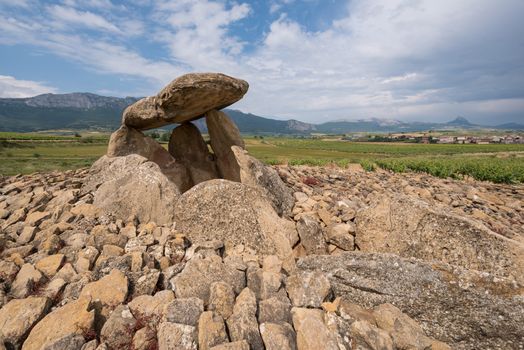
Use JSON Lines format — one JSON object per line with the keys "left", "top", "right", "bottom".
{"left": 0, "top": 165, "right": 523, "bottom": 350}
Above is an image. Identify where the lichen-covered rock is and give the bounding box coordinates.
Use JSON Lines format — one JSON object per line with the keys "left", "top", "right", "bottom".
{"left": 355, "top": 194, "right": 524, "bottom": 283}
{"left": 84, "top": 155, "right": 181, "bottom": 225}
{"left": 350, "top": 320, "right": 394, "bottom": 350}
{"left": 107, "top": 125, "right": 191, "bottom": 192}
{"left": 296, "top": 215, "right": 327, "bottom": 255}
{"left": 168, "top": 122, "right": 218, "bottom": 186}
{"left": 296, "top": 252, "right": 524, "bottom": 349}
{"left": 291, "top": 308, "right": 340, "bottom": 350}
{"left": 123, "top": 73, "right": 248, "bottom": 130}
{"left": 206, "top": 110, "right": 244, "bottom": 182}
{"left": 171, "top": 255, "right": 244, "bottom": 304}
{"left": 232, "top": 146, "right": 294, "bottom": 217}
{"left": 157, "top": 322, "right": 197, "bottom": 350}
{"left": 285, "top": 270, "right": 331, "bottom": 307}
{"left": 100, "top": 305, "right": 137, "bottom": 350}
{"left": 373, "top": 303, "right": 432, "bottom": 350}
{"left": 79, "top": 269, "right": 128, "bottom": 318}
{"left": 10, "top": 263, "right": 45, "bottom": 299}
{"left": 0, "top": 297, "right": 50, "bottom": 348}
{"left": 174, "top": 180, "right": 295, "bottom": 268}
{"left": 22, "top": 297, "right": 95, "bottom": 350}
{"left": 197, "top": 311, "right": 229, "bottom": 350}
{"left": 226, "top": 288, "right": 264, "bottom": 350}
{"left": 163, "top": 297, "right": 204, "bottom": 326}
{"left": 259, "top": 322, "right": 297, "bottom": 350}
{"left": 208, "top": 282, "right": 235, "bottom": 320}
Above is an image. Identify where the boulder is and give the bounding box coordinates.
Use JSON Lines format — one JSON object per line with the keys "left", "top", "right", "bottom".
{"left": 10, "top": 263, "right": 45, "bottom": 299}
{"left": 107, "top": 125, "right": 191, "bottom": 192}
{"left": 291, "top": 308, "right": 340, "bottom": 350}
{"left": 208, "top": 282, "right": 236, "bottom": 320}
{"left": 22, "top": 297, "right": 95, "bottom": 350}
{"left": 84, "top": 155, "right": 181, "bottom": 225}
{"left": 35, "top": 254, "right": 64, "bottom": 278}
{"left": 373, "top": 303, "right": 433, "bottom": 350}
{"left": 174, "top": 180, "right": 295, "bottom": 268}
{"left": 285, "top": 270, "right": 331, "bottom": 308}
{"left": 232, "top": 146, "right": 294, "bottom": 217}
{"left": 296, "top": 252, "right": 524, "bottom": 349}
{"left": 258, "top": 297, "right": 292, "bottom": 325}
{"left": 163, "top": 297, "right": 204, "bottom": 326}
{"left": 168, "top": 123, "right": 218, "bottom": 186}
{"left": 259, "top": 322, "right": 297, "bottom": 350}
{"left": 206, "top": 110, "right": 244, "bottom": 182}
{"left": 226, "top": 288, "right": 264, "bottom": 350}
{"left": 350, "top": 320, "right": 394, "bottom": 350}
{"left": 171, "top": 255, "right": 245, "bottom": 304}
{"left": 296, "top": 215, "right": 328, "bottom": 255}
{"left": 355, "top": 194, "right": 524, "bottom": 283}
{"left": 198, "top": 311, "right": 229, "bottom": 350}
{"left": 157, "top": 322, "right": 197, "bottom": 350}
{"left": 0, "top": 297, "right": 50, "bottom": 348}
{"left": 100, "top": 305, "right": 137, "bottom": 350}
{"left": 79, "top": 269, "right": 128, "bottom": 318}
{"left": 123, "top": 73, "right": 248, "bottom": 130}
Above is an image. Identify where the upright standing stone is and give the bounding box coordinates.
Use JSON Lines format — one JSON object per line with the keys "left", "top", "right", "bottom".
{"left": 123, "top": 73, "right": 249, "bottom": 130}
{"left": 107, "top": 125, "right": 191, "bottom": 192}
{"left": 206, "top": 110, "right": 245, "bottom": 182}
{"left": 169, "top": 123, "right": 218, "bottom": 186}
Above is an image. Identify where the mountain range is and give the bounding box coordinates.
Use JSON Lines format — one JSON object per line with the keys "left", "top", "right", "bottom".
{"left": 0, "top": 93, "right": 522, "bottom": 133}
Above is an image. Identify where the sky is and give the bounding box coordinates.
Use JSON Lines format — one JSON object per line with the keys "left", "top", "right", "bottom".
{"left": 1, "top": 0, "right": 523, "bottom": 125}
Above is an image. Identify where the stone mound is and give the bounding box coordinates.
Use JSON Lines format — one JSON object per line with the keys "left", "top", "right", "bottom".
{"left": 1, "top": 73, "right": 523, "bottom": 349}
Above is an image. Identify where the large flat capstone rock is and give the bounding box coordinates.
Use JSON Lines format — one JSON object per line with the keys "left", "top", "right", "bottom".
{"left": 296, "top": 252, "right": 524, "bottom": 349}
{"left": 122, "top": 73, "right": 248, "bottom": 130}
{"left": 355, "top": 194, "right": 524, "bottom": 284}
{"left": 174, "top": 179, "right": 295, "bottom": 268}
{"left": 82, "top": 155, "right": 181, "bottom": 224}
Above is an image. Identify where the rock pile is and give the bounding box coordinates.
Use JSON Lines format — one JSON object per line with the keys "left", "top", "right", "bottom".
{"left": 0, "top": 73, "right": 523, "bottom": 349}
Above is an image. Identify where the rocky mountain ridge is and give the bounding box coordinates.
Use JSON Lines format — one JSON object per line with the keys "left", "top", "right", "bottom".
{"left": 1, "top": 93, "right": 522, "bottom": 132}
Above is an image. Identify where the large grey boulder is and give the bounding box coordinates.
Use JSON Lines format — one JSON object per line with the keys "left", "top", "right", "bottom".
{"left": 174, "top": 180, "right": 295, "bottom": 269}
{"left": 107, "top": 125, "right": 191, "bottom": 192}
{"left": 296, "top": 252, "right": 524, "bottom": 349}
{"left": 123, "top": 73, "right": 248, "bottom": 130}
{"left": 83, "top": 155, "right": 181, "bottom": 224}
{"left": 206, "top": 110, "right": 245, "bottom": 182}
{"left": 232, "top": 146, "right": 294, "bottom": 217}
{"left": 169, "top": 122, "right": 218, "bottom": 186}
{"left": 355, "top": 194, "right": 524, "bottom": 284}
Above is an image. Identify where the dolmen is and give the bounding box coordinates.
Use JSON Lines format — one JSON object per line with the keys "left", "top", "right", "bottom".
{"left": 82, "top": 73, "right": 296, "bottom": 267}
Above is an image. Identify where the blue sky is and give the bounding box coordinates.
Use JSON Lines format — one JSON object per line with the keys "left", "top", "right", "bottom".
{"left": 1, "top": 0, "right": 523, "bottom": 124}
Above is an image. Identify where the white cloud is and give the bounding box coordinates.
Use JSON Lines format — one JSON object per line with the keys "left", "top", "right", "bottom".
{"left": 154, "top": 0, "right": 251, "bottom": 69}
{"left": 47, "top": 5, "right": 121, "bottom": 33}
{"left": 0, "top": 75, "right": 57, "bottom": 98}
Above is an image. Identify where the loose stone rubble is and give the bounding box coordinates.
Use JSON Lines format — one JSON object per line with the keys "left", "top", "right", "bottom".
{"left": 0, "top": 72, "right": 523, "bottom": 349}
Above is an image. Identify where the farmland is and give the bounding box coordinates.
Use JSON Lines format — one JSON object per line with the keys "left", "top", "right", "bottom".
{"left": 1, "top": 132, "right": 523, "bottom": 183}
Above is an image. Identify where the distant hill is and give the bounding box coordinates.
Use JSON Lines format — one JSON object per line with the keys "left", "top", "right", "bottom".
{"left": 0, "top": 93, "right": 522, "bottom": 133}
{"left": 0, "top": 93, "right": 139, "bottom": 131}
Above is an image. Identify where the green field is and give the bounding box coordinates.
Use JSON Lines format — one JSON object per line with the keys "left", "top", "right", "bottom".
{"left": 1, "top": 133, "right": 523, "bottom": 184}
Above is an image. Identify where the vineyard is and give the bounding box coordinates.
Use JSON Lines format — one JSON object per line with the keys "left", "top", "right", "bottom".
{"left": 373, "top": 156, "right": 524, "bottom": 184}
{"left": 1, "top": 133, "right": 523, "bottom": 183}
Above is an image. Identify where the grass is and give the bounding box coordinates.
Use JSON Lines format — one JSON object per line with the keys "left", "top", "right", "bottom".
{"left": 1, "top": 134, "right": 523, "bottom": 183}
